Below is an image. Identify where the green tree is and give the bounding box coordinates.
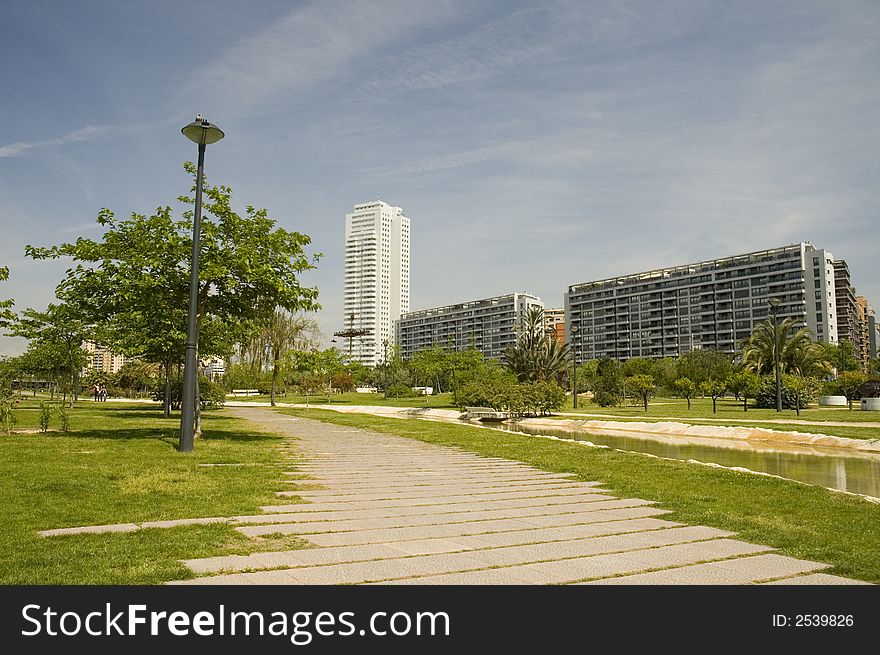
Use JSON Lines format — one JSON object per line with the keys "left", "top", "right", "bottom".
{"left": 25, "top": 163, "right": 321, "bottom": 422}
{"left": 740, "top": 317, "right": 828, "bottom": 377}
{"left": 503, "top": 307, "right": 570, "bottom": 384}
{"left": 0, "top": 267, "right": 14, "bottom": 327}
{"left": 823, "top": 341, "right": 861, "bottom": 374}
{"left": 835, "top": 371, "right": 869, "bottom": 411}
{"left": 700, "top": 378, "right": 728, "bottom": 414}
{"left": 8, "top": 304, "right": 89, "bottom": 406}
{"left": 625, "top": 374, "right": 656, "bottom": 412}
{"left": 677, "top": 349, "right": 732, "bottom": 386}
{"left": 671, "top": 377, "right": 696, "bottom": 410}
{"left": 726, "top": 371, "right": 761, "bottom": 412}
{"left": 591, "top": 358, "right": 623, "bottom": 407}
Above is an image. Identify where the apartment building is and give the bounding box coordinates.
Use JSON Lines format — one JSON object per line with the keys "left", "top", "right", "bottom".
{"left": 343, "top": 200, "right": 410, "bottom": 367}
{"left": 565, "top": 243, "right": 838, "bottom": 362}
{"left": 396, "top": 293, "right": 544, "bottom": 360}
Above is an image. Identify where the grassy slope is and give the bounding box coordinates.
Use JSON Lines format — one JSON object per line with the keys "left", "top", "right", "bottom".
{"left": 1, "top": 402, "right": 303, "bottom": 584}
{"left": 286, "top": 408, "right": 880, "bottom": 583}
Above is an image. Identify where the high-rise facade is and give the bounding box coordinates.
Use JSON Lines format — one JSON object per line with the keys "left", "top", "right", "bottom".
{"left": 396, "top": 293, "right": 544, "bottom": 360}
{"left": 565, "top": 243, "right": 838, "bottom": 362}
{"left": 343, "top": 200, "right": 410, "bottom": 367}
{"left": 833, "top": 260, "right": 859, "bottom": 356}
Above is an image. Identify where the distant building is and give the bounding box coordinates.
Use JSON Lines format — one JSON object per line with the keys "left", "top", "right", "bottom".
{"left": 855, "top": 296, "right": 871, "bottom": 370}
{"left": 833, "top": 260, "right": 861, "bottom": 358}
{"left": 82, "top": 342, "right": 127, "bottom": 374}
{"left": 869, "top": 312, "right": 878, "bottom": 361}
{"left": 396, "top": 293, "right": 544, "bottom": 360}
{"left": 344, "top": 200, "right": 410, "bottom": 367}
{"left": 565, "top": 243, "right": 838, "bottom": 362}
{"left": 203, "top": 356, "right": 226, "bottom": 381}
{"left": 543, "top": 308, "right": 566, "bottom": 345}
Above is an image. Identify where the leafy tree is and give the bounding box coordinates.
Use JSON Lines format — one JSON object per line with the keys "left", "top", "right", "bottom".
{"left": 7, "top": 304, "right": 89, "bottom": 406}
{"left": 700, "top": 378, "right": 728, "bottom": 414}
{"left": 671, "top": 377, "right": 696, "bottom": 410}
{"left": 677, "top": 349, "right": 732, "bottom": 386}
{"left": 823, "top": 341, "right": 861, "bottom": 374}
{"left": 755, "top": 375, "right": 819, "bottom": 410}
{"left": 591, "top": 358, "right": 623, "bottom": 407}
{"left": 25, "top": 163, "right": 321, "bottom": 423}
{"left": 834, "top": 371, "right": 869, "bottom": 411}
{"left": 726, "top": 371, "right": 761, "bottom": 412}
{"left": 0, "top": 267, "right": 14, "bottom": 327}
{"left": 625, "top": 374, "right": 655, "bottom": 412}
{"left": 408, "top": 345, "right": 450, "bottom": 393}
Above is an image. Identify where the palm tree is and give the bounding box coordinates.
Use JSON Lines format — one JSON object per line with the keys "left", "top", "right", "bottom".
{"left": 503, "top": 307, "right": 570, "bottom": 383}
{"left": 740, "top": 317, "right": 830, "bottom": 376}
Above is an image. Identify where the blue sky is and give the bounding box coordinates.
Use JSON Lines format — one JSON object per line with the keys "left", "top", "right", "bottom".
{"left": 2, "top": 0, "right": 878, "bottom": 355}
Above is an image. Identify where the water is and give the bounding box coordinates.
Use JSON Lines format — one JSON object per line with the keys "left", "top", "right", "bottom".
{"left": 492, "top": 422, "right": 880, "bottom": 500}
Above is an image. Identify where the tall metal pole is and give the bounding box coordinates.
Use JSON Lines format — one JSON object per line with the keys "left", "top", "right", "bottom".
{"left": 769, "top": 299, "right": 782, "bottom": 413}
{"left": 571, "top": 325, "right": 579, "bottom": 409}
{"left": 180, "top": 143, "right": 205, "bottom": 452}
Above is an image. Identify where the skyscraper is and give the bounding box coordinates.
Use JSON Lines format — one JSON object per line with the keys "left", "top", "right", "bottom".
{"left": 343, "top": 200, "right": 410, "bottom": 367}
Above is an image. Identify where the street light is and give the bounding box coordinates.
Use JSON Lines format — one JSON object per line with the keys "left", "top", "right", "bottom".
{"left": 768, "top": 297, "right": 782, "bottom": 413}
{"left": 570, "top": 325, "right": 580, "bottom": 409}
{"left": 382, "top": 339, "right": 389, "bottom": 399}
{"left": 179, "top": 115, "right": 225, "bottom": 452}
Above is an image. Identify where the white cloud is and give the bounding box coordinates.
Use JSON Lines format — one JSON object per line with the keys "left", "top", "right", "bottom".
{"left": 0, "top": 125, "right": 117, "bottom": 158}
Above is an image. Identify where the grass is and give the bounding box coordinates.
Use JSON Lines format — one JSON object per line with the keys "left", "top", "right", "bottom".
{"left": 1, "top": 400, "right": 306, "bottom": 584}
{"left": 284, "top": 408, "right": 880, "bottom": 583}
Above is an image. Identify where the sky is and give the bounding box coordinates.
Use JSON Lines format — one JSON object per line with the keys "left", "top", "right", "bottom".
{"left": 1, "top": 0, "right": 878, "bottom": 355}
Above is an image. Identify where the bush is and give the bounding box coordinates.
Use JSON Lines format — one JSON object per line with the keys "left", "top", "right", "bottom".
{"left": 386, "top": 383, "right": 418, "bottom": 399}
{"left": 39, "top": 401, "right": 51, "bottom": 433}
{"left": 458, "top": 379, "right": 565, "bottom": 417}
{"left": 755, "top": 375, "right": 819, "bottom": 409}
{"left": 152, "top": 378, "right": 226, "bottom": 410}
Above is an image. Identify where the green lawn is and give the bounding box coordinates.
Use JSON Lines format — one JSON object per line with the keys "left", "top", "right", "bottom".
{"left": 1, "top": 401, "right": 305, "bottom": 584}
{"left": 285, "top": 408, "right": 880, "bottom": 583}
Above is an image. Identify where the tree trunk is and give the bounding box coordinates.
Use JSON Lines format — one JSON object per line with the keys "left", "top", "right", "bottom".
{"left": 686, "top": 396, "right": 691, "bottom": 410}
{"left": 163, "top": 358, "right": 172, "bottom": 418}
{"left": 743, "top": 396, "right": 747, "bottom": 412}
{"left": 643, "top": 395, "right": 648, "bottom": 412}
{"left": 194, "top": 377, "right": 201, "bottom": 439}
{"left": 712, "top": 397, "right": 717, "bottom": 414}
{"left": 271, "top": 358, "right": 278, "bottom": 407}
{"left": 796, "top": 393, "right": 801, "bottom": 416}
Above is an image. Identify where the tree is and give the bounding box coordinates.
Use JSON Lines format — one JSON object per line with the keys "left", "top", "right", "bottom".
{"left": 408, "top": 345, "right": 450, "bottom": 393}
{"left": 25, "top": 163, "right": 321, "bottom": 424}
{"left": 726, "top": 371, "right": 761, "bottom": 412}
{"left": 7, "top": 304, "right": 89, "bottom": 406}
{"left": 240, "top": 311, "right": 319, "bottom": 406}
{"left": 677, "top": 349, "right": 732, "bottom": 386}
{"left": 835, "top": 371, "right": 869, "bottom": 411}
{"left": 0, "top": 267, "right": 14, "bottom": 327}
{"left": 591, "top": 358, "right": 623, "bottom": 407}
{"left": 671, "top": 377, "right": 696, "bottom": 410}
{"left": 626, "top": 374, "right": 655, "bottom": 412}
{"left": 700, "top": 378, "right": 728, "bottom": 414}
{"left": 503, "top": 307, "right": 570, "bottom": 384}
{"left": 740, "top": 317, "right": 829, "bottom": 377}
{"left": 823, "top": 341, "right": 861, "bottom": 374}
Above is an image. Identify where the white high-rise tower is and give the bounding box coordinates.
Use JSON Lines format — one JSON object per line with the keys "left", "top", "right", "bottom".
{"left": 343, "top": 200, "right": 410, "bottom": 367}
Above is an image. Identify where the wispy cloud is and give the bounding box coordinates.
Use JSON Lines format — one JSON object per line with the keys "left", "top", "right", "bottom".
{"left": 185, "top": 0, "right": 461, "bottom": 116}
{"left": 0, "top": 125, "right": 118, "bottom": 158}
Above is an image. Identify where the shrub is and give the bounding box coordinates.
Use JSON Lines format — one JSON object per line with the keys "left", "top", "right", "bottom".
{"left": 755, "top": 375, "right": 819, "bottom": 409}
{"left": 58, "top": 403, "right": 70, "bottom": 433}
{"left": 39, "top": 401, "right": 52, "bottom": 433}
{"left": 152, "top": 378, "right": 226, "bottom": 410}
{"left": 386, "top": 383, "right": 418, "bottom": 399}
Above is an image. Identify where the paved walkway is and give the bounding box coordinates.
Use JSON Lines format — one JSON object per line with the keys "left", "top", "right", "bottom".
{"left": 169, "top": 406, "right": 864, "bottom": 585}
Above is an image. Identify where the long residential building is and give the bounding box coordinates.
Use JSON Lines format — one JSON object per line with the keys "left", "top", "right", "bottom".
{"left": 343, "top": 200, "right": 410, "bottom": 367}
{"left": 565, "top": 243, "right": 839, "bottom": 362}
{"left": 396, "top": 293, "right": 543, "bottom": 360}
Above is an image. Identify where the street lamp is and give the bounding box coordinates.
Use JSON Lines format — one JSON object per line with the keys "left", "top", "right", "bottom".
{"left": 768, "top": 297, "right": 782, "bottom": 413}
{"left": 570, "top": 325, "right": 580, "bottom": 409}
{"left": 382, "top": 339, "right": 389, "bottom": 399}
{"left": 179, "top": 115, "right": 225, "bottom": 452}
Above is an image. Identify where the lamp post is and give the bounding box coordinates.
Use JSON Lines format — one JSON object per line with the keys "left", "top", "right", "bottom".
{"left": 570, "top": 325, "right": 579, "bottom": 409}
{"left": 769, "top": 297, "right": 782, "bottom": 413}
{"left": 179, "top": 115, "right": 224, "bottom": 452}
{"left": 382, "top": 339, "right": 389, "bottom": 399}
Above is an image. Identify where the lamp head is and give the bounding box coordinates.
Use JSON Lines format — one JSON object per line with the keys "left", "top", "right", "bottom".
{"left": 181, "top": 116, "right": 225, "bottom": 145}
{"left": 768, "top": 298, "right": 781, "bottom": 311}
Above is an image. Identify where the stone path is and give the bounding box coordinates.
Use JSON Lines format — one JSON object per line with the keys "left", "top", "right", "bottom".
{"left": 170, "top": 406, "right": 865, "bottom": 585}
